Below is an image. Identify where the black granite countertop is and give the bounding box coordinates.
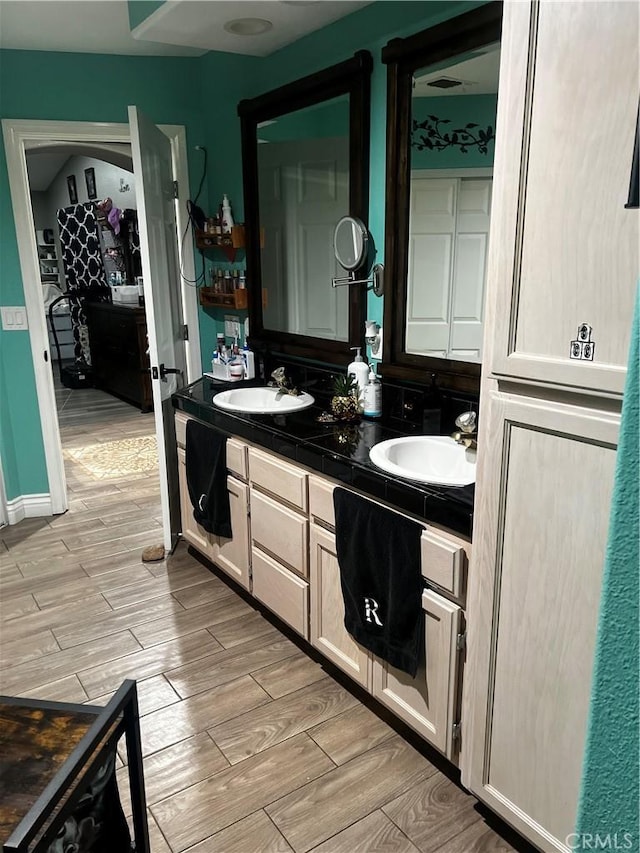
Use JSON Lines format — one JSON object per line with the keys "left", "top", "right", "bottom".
{"left": 172, "top": 377, "right": 474, "bottom": 539}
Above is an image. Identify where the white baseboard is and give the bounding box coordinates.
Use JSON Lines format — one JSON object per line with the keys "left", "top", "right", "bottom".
{"left": 6, "top": 493, "right": 53, "bottom": 525}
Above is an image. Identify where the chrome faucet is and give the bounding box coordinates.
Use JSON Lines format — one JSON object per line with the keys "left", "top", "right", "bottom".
{"left": 451, "top": 411, "right": 478, "bottom": 450}
{"left": 269, "top": 367, "right": 301, "bottom": 397}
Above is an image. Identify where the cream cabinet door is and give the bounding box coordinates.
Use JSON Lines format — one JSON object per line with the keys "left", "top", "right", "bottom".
{"left": 177, "top": 446, "right": 215, "bottom": 559}
{"left": 309, "top": 523, "right": 372, "bottom": 690}
{"left": 462, "top": 393, "right": 619, "bottom": 852}
{"left": 373, "top": 590, "right": 462, "bottom": 761}
{"left": 214, "top": 476, "right": 250, "bottom": 591}
{"left": 486, "top": 0, "right": 639, "bottom": 396}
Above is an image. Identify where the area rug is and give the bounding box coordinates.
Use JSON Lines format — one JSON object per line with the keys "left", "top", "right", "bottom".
{"left": 64, "top": 435, "right": 158, "bottom": 479}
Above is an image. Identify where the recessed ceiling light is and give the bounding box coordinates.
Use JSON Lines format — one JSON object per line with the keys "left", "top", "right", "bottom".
{"left": 224, "top": 18, "right": 273, "bottom": 36}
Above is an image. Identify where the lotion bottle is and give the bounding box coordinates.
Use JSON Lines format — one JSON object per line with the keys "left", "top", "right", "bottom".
{"left": 347, "top": 347, "right": 369, "bottom": 398}
{"left": 363, "top": 367, "right": 382, "bottom": 419}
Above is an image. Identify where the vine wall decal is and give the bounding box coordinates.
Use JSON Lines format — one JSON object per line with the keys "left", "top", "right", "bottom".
{"left": 411, "top": 115, "right": 494, "bottom": 155}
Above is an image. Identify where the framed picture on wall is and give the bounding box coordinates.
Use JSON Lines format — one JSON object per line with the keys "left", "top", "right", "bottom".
{"left": 67, "top": 175, "right": 78, "bottom": 205}
{"left": 85, "top": 167, "right": 97, "bottom": 200}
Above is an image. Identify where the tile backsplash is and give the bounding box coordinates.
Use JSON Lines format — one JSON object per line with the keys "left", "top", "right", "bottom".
{"left": 260, "top": 352, "right": 479, "bottom": 434}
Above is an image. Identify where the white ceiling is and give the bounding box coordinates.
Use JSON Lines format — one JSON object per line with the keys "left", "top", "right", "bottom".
{"left": 135, "top": 1, "right": 370, "bottom": 57}
{"left": 0, "top": 0, "right": 371, "bottom": 57}
{"left": 414, "top": 43, "right": 501, "bottom": 98}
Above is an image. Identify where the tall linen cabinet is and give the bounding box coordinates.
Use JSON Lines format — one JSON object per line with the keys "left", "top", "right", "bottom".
{"left": 460, "top": 2, "right": 639, "bottom": 852}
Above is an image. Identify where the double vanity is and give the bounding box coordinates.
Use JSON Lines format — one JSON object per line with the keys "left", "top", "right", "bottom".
{"left": 173, "top": 375, "right": 475, "bottom": 763}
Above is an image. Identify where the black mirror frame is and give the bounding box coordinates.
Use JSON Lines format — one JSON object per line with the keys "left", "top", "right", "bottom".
{"left": 380, "top": 3, "right": 502, "bottom": 393}
{"left": 238, "top": 51, "right": 373, "bottom": 365}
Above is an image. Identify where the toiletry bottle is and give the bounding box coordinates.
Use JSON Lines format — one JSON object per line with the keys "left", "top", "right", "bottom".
{"left": 243, "top": 339, "right": 255, "bottom": 380}
{"left": 363, "top": 368, "right": 382, "bottom": 419}
{"left": 221, "top": 194, "right": 234, "bottom": 234}
{"left": 347, "top": 347, "right": 369, "bottom": 398}
{"left": 216, "top": 332, "right": 225, "bottom": 354}
{"left": 239, "top": 271, "right": 246, "bottom": 289}
{"left": 224, "top": 270, "right": 232, "bottom": 293}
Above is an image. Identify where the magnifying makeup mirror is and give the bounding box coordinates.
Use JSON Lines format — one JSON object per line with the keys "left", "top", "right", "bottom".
{"left": 332, "top": 215, "right": 383, "bottom": 296}
{"left": 333, "top": 216, "right": 369, "bottom": 271}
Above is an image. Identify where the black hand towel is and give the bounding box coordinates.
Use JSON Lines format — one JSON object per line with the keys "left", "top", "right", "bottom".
{"left": 185, "top": 420, "right": 232, "bottom": 538}
{"left": 333, "top": 488, "right": 424, "bottom": 677}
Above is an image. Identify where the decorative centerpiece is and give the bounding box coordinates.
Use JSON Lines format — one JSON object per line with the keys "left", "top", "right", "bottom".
{"left": 330, "top": 374, "right": 361, "bottom": 422}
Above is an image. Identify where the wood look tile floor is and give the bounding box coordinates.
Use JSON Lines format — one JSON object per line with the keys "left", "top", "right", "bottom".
{"left": 0, "top": 375, "right": 533, "bottom": 853}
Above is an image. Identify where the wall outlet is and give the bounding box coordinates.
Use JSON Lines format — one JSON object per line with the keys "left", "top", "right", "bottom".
{"left": 224, "top": 315, "right": 241, "bottom": 340}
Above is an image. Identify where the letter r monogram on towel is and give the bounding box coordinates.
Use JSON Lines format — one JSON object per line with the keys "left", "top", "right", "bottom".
{"left": 364, "top": 597, "right": 383, "bottom": 626}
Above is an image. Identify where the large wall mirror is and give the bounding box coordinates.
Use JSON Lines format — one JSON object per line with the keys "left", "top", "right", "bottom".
{"left": 382, "top": 3, "right": 502, "bottom": 390}
{"left": 239, "top": 51, "right": 372, "bottom": 363}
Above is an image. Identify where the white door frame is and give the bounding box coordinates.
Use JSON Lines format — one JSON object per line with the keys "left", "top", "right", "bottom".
{"left": 2, "top": 118, "right": 202, "bottom": 515}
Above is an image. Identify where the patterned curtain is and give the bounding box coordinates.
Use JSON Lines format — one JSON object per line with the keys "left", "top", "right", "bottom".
{"left": 56, "top": 203, "right": 108, "bottom": 364}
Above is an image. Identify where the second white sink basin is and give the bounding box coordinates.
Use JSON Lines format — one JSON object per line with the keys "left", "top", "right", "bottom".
{"left": 213, "top": 386, "right": 315, "bottom": 415}
{"left": 369, "top": 435, "right": 476, "bottom": 487}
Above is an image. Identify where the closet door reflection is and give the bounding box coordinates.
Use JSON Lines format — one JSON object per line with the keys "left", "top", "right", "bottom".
{"left": 406, "top": 175, "right": 492, "bottom": 363}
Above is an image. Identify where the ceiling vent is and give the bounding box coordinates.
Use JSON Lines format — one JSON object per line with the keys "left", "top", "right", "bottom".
{"left": 427, "top": 78, "right": 464, "bottom": 89}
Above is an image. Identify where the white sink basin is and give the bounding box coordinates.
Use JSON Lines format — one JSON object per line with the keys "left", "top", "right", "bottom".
{"left": 212, "top": 386, "right": 315, "bottom": 415}
{"left": 369, "top": 435, "right": 476, "bottom": 487}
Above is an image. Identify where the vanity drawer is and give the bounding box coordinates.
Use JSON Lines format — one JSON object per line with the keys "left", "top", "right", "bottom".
{"left": 252, "top": 547, "right": 309, "bottom": 640}
{"left": 249, "top": 447, "right": 307, "bottom": 511}
{"left": 250, "top": 488, "right": 309, "bottom": 578}
{"left": 309, "top": 475, "right": 336, "bottom": 528}
{"left": 175, "top": 412, "right": 189, "bottom": 447}
{"left": 226, "top": 438, "right": 248, "bottom": 481}
{"left": 421, "top": 530, "right": 467, "bottom": 599}
{"left": 175, "top": 413, "right": 248, "bottom": 481}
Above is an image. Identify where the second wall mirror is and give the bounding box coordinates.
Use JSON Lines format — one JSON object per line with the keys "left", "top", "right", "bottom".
{"left": 238, "top": 51, "right": 372, "bottom": 364}
{"left": 382, "top": 3, "right": 502, "bottom": 390}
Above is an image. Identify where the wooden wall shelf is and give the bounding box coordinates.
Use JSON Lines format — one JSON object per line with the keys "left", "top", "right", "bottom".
{"left": 199, "top": 288, "right": 248, "bottom": 310}
{"left": 195, "top": 224, "right": 264, "bottom": 261}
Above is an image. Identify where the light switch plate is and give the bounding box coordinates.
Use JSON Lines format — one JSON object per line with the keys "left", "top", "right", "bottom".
{"left": 1, "top": 306, "right": 29, "bottom": 331}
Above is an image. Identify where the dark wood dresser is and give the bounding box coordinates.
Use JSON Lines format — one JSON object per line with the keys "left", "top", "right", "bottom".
{"left": 83, "top": 301, "right": 153, "bottom": 412}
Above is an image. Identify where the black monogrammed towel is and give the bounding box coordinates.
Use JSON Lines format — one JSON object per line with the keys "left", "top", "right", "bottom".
{"left": 333, "top": 488, "right": 423, "bottom": 676}
{"left": 186, "top": 419, "right": 232, "bottom": 538}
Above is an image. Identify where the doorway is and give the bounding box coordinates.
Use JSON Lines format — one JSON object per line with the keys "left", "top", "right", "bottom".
{"left": 28, "top": 143, "right": 161, "bottom": 512}
{"left": 2, "top": 118, "right": 201, "bottom": 533}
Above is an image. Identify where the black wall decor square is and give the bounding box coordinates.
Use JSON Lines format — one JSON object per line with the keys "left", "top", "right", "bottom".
{"left": 85, "top": 167, "right": 97, "bottom": 200}
{"left": 67, "top": 174, "right": 78, "bottom": 205}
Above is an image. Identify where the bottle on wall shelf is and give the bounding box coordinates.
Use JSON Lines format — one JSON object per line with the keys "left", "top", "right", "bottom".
{"left": 363, "top": 368, "right": 382, "bottom": 419}
{"left": 221, "top": 194, "right": 234, "bottom": 234}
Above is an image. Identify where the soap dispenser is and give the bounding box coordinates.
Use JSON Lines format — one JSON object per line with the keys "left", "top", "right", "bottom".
{"left": 347, "top": 347, "right": 369, "bottom": 398}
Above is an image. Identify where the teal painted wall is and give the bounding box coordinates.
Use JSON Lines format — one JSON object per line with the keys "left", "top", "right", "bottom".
{"left": 411, "top": 94, "right": 497, "bottom": 170}
{"left": 259, "top": 98, "right": 350, "bottom": 142}
{"left": 195, "top": 50, "right": 262, "bottom": 360}
{"left": 128, "top": 0, "right": 165, "bottom": 31}
{"left": 575, "top": 287, "right": 639, "bottom": 851}
{"left": 0, "top": 151, "right": 48, "bottom": 497}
